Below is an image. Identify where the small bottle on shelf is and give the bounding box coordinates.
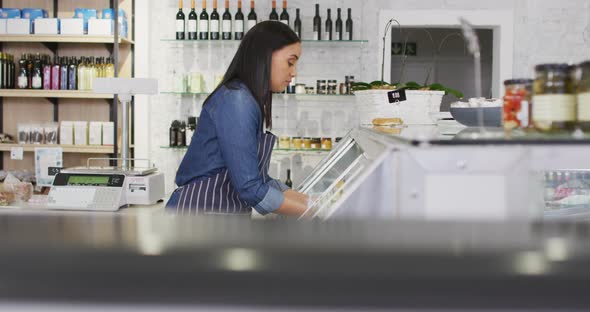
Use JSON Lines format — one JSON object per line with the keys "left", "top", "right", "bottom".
{"left": 269, "top": 0, "right": 278, "bottom": 21}
{"left": 68, "top": 57, "right": 77, "bottom": 90}
{"left": 335, "top": 8, "right": 343, "bottom": 40}
{"left": 43, "top": 55, "right": 52, "bottom": 90}
{"left": 247, "top": 0, "right": 257, "bottom": 33}
{"left": 199, "top": 0, "right": 210, "bottom": 40}
{"left": 280, "top": 0, "right": 289, "bottom": 26}
{"left": 345, "top": 8, "right": 353, "bottom": 40}
{"left": 294, "top": 8, "right": 301, "bottom": 38}
{"left": 285, "top": 169, "right": 293, "bottom": 188}
{"left": 210, "top": 0, "right": 220, "bottom": 40}
{"left": 188, "top": 0, "right": 198, "bottom": 40}
{"left": 313, "top": 4, "right": 321, "bottom": 40}
{"left": 51, "top": 55, "right": 61, "bottom": 90}
{"left": 222, "top": 0, "right": 232, "bottom": 40}
{"left": 325, "top": 9, "right": 332, "bottom": 41}
{"left": 105, "top": 57, "right": 115, "bottom": 78}
{"left": 17, "top": 54, "right": 28, "bottom": 89}
{"left": 31, "top": 54, "right": 43, "bottom": 90}
{"left": 178, "top": 121, "right": 187, "bottom": 147}
{"left": 234, "top": 0, "right": 244, "bottom": 40}
{"left": 77, "top": 57, "right": 86, "bottom": 90}
{"left": 60, "top": 56, "right": 69, "bottom": 90}
{"left": 176, "top": 0, "right": 186, "bottom": 40}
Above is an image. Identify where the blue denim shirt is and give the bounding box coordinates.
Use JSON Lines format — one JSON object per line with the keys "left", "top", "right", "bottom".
{"left": 175, "top": 80, "right": 289, "bottom": 215}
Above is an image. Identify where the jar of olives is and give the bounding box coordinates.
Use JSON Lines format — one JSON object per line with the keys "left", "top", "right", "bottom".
{"left": 532, "top": 63, "right": 577, "bottom": 132}
{"left": 577, "top": 61, "right": 590, "bottom": 131}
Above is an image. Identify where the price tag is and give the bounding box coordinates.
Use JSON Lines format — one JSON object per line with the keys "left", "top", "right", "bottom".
{"left": 10, "top": 147, "right": 23, "bottom": 160}
{"left": 387, "top": 88, "right": 407, "bottom": 103}
{"left": 48, "top": 167, "right": 63, "bottom": 176}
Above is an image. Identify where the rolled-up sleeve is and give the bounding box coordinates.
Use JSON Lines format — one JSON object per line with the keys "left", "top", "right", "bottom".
{"left": 268, "top": 179, "right": 291, "bottom": 192}
{"left": 212, "top": 87, "right": 284, "bottom": 215}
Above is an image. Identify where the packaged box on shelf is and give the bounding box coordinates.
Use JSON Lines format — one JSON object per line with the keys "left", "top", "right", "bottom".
{"left": 0, "top": 20, "right": 6, "bottom": 34}
{"left": 6, "top": 19, "right": 31, "bottom": 35}
{"left": 101, "top": 8, "right": 128, "bottom": 38}
{"left": 88, "top": 122, "right": 103, "bottom": 145}
{"left": 34, "top": 18, "right": 60, "bottom": 35}
{"left": 22, "top": 8, "right": 47, "bottom": 34}
{"left": 0, "top": 8, "right": 22, "bottom": 19}
{"left": 60, "top": 121, "right": 74, "bottom": 145}
{"left": 74, "top": 121, "right": 88, "bottom": 146}
{"left": 60, "top": 18, "right": 84, "bottom": 35}
{"left": 74, "top": 8, "right": 98, "bottom": 34}
{"left": 88, "top": 19, "right": 111, "bottom": 36}
{"left": 102, "top": 122, "right": 114, "bottom": 146}
{"left": 101, "top": 9, "right": 126, "bottom": 20}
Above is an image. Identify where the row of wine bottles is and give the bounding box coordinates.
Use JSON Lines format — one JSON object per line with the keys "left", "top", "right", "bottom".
{"left": 0, "top": 52, "right": 115, "bottom": 91}
{"left": 176, "top": 0, "right": 354, "bottom": 41}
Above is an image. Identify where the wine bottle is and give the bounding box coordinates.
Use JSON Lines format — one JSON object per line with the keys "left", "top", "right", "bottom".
{"left": 176, "top": 0, "right": 186, "bottom": 40}
{"left": 210, "top": 0, "right": 220, "bottom": 40}
{"left": 52, "top": 55, "right": 61, "bottom": 90}
{"left": 222, "top": 0, "right": 232, "bottom": 40}
{"left": 285, "top": 169, "right": 293, "bottom": 188}
{"left": 247, "top": 0, "right": 257, "bottom": 33}
{"left": 294, "top": 8, "right": 301, "bottom": 38}
{"left": 68, "top": 57, "right": 77, "bottom": 90}
{"left": 188, "top": 0, "right": 198, "bottom": 40}
{"left": 199, "top": 0, "right": 209, "bottom": 40}
{"left": 335, "top": 8, "right": 342, "bottom": 40}
{"left": 234, "top": 0, "right": 244, "bottom": 40}
{"left": 269, "top": 0, "right": 278, "bottom": 21}
{"left": 31, "top": 54, "right": 43, "bottom": 89}
{"left": 313, "top": 4, "right": 321, "bottom": 40}
{"left": 60, "top": 56, "right": 68, "bottom": 90}
{"left": 42, "top": 55, "right": 51, "bottom": 90}
{"left": 345, "top": 8, "right": 353, "bottom": 40}
{"left": 279, "top": 0, "right": 289, "bottom": 26}
{"left": 325, "top": 9, "right": 332, "bottom": 41}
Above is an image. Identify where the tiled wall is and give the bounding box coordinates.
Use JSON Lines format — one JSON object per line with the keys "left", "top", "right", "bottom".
{"left": 142, "top": 0, "right": 590, "bottom": 193}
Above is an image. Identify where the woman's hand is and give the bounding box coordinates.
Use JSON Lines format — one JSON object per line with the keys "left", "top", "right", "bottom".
{"left": 274, "top": 189, "right": 309, "bottom": 217}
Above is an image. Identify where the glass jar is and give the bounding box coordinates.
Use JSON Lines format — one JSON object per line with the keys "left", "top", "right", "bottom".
{"left": 328, "top": 80, "right": 337, "bottom": 95}
{"left": 295, "top": 84, "right": 306, "bottom": 94}
{"left": 345, "top": 76, "right": 355, "bottom": 94}
{"left": 278, "top": 136, "right": 291, "bottom": 149}
{"left": 532, "top": 64, "right": 577, "bottom": 132}
{"left": 310, "top": 137, "right": 322, "bottom": 150}
{"left": 317, "top": 80, "right": 327, "bottom": 95}
{"left": 577, "top": 61, "right": 590, "bottom": 131}
{"left": 303, "top": 137, "right": 312, "bottom": 149}
{"left": 305, "top": 87, "right": 315, "bottom": 94}
{"left": 291, "top": 137, "right": 303, "bottom": 149}
{"left": 503, "top": 79, "right": 533, "bottom": 130}
{"left": 321, "top": 138, "right": 332, "bottom": 150}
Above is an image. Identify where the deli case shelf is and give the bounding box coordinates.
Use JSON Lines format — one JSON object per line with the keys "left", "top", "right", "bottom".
{"left": 298, "top": 126, "right": 590, "bottom": 221}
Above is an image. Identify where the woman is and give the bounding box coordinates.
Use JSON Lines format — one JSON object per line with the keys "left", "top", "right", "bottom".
{"left": 166, "top": 21, "right": 309, "bottom": 217}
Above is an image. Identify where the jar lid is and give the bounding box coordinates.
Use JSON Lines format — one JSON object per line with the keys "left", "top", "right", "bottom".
{"left": 504, "top": 79, "right": 533, "bottom": 86}
{"left": 535, "top": 63, "right": 570, "bottom": 72}
{"left": 328, "top": 80, "right": 337, "bottom": 83}
{"left": 295, "top": 83, "right": 305, "bottom": 86}
{"left": 318, "top": 80, "right": 327, "bottom": 82}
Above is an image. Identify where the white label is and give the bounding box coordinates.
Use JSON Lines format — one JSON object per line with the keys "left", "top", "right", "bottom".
{"left": 577, "top": 92, "right": 590, "bottom": 121}
{"left": 188, "top": 20, "right": 197, "bottom": 32}
{"left": 345, "top": 31, "right": 350, "bottom": 39}
{"left": 210, "top": 20, "right": 220, "bottom": 32}
{"left": 199, "top": 20, "right": 209, "bottom": 33}
{"left": 10, "top": 147, "right": 23, "bottom": 160}
{"left": 281, "top": 19, "right": 288, "bottom": 26}
{"left": 17, "top": 76, "right": 28, "bottom": 88}
{"left": 222, "top": 20, "right": 231, "bottom": 32}
{"left": 532, "top": 94, "right": 576, "bottom": 121}
{"left": 32, "top": 76, "right": 42, "bottom": 88}
{"left": 516, "top": 100, "right": 530, "bottom": 127}
{"left": 313, "top": 31, "right": 319, "bottom": 40}
{"left": 325, "top": 31, "right": 331, "bottom": 40}
{"left": 176, "top": 20, "right": 185, "bottom": 32}
{"left": 247, "top": 20, "right": 256, "bottom": 31}
{"left": 234, "top": 20, "right": 244, "bottom": 33}
{"left": 336, "top": 30, "right": 342, "bottom": 39}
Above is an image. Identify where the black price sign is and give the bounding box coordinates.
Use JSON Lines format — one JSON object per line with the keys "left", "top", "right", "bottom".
{"left": 48, "top": 167, "right": 63, "bottom": 176}
{"left": 387, "top": 88, "right": 407, "bottom": 103}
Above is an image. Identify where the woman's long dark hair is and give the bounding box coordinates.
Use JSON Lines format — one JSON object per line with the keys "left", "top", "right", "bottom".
{"left": 204, "top": 21, "right": 300, "bottom": 129}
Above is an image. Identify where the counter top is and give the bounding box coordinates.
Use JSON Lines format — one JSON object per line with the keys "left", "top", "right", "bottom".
{"left": 0, "top": 208, "right": 590, "bottom": 308}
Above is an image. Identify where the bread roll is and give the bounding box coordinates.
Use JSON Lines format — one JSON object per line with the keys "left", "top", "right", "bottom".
{"left": 371, "top": 117, "right": 403, "bottom": 126}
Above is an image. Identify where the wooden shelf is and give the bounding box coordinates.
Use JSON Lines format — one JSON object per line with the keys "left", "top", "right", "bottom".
{"left": 0, "top": 35, "right": 134, "bottom": 45}
{"left": 0, "top": 144, "right": 114, "bottom": 154}
{"left": 0, "top": 90, "right": 114, "bottom": 99}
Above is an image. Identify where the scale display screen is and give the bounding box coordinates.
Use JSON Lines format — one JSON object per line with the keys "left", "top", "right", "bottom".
{"left": 67, "top": 175, "right": 110, "bottom": 186}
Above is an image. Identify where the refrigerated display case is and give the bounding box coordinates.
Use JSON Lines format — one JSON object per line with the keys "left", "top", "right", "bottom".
{"left": 298, "top": 125, "right": 590, "bottom": 221}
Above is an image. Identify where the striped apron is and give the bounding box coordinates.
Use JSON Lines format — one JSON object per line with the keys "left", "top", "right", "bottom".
{"left": 165, "top": 132, "right": 276, "bottom": 215}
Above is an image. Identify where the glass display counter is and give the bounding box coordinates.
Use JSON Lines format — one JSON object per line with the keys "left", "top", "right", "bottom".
{"left": 298, "top": 125, "right": 590, "bottom": 221}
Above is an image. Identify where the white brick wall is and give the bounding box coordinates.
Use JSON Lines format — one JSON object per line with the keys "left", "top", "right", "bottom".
{"left": 141, "top": 0, "right": 590, "bottom": 192}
